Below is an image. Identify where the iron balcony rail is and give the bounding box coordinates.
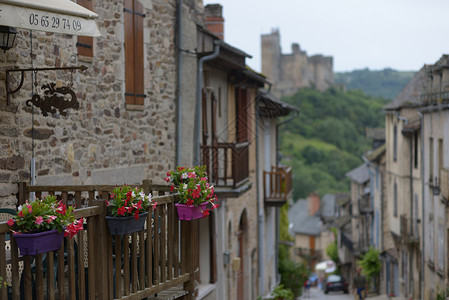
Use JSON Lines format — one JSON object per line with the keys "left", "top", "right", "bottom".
{"left": 263, "top": 166, "right": 293, "bottom": 207}
{"left": 201, "top": 142, "right": 249, "bottom": 189}
{"left": 400, "top": 214, "right": 420, "bottom": 244}
{"left": 420, "top": 91, "right": 449, "bottom": 105}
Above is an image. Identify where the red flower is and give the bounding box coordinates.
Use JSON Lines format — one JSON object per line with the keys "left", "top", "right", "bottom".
{"left": 7, "top": 218, "right": 14, "bottom": 226}
{"left": 117, "top": 207, "right": 127, "bottom": 216}
{"left": 170, "top": 185, "right": 175, "bottom": 192}
{"left": 202, "top": 209, "right": 210, "bottom": 218}
{"left": 186, "top": 199, "right": 194, "bottom": 206}
{"left": 57, "top": 203, "right": 67, "bottom": 215}
{"left": 134, "top": 211, "right": 140, "bottom": 220}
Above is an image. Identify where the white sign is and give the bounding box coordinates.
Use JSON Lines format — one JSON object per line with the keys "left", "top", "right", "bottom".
{"left": 0, "top": 3, "right": 100, "bottom": 36}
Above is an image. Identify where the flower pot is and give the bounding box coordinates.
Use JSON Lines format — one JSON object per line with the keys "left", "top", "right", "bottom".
{"left": 175, "top": 202, "right": 208, "bottom": 220}
{"left": 13, "top": 230, "right": 64, "bottom": 256}
{"left": 105, "top": 212, "right": 148, "bottom": 235}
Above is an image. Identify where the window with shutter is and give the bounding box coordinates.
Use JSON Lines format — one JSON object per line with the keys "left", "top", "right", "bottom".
{"left": 77, "top": 0, "right": 94, "bottom": 57}
{"left": 235, "top": 87, "right": 249, "bottom": 143}
{"left": 124, "top": 0, "right": 145, "bottom": 106}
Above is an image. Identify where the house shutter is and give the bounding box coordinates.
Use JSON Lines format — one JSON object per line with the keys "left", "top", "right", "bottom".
{"left": 236, "top": 87, "right": 249, "bottom": 142}
{"left": 77, "top": 0, "right": 94, "bottom": 57}
{"left": 124, "top": 0, "right": 145, "bottom": 105}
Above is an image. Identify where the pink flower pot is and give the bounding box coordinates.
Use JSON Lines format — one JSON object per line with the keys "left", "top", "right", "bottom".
{"left": 175, "top": 202, "right": 208, "bottom": 220}
{"left": 13, "top": 230, "right": 64, "bottom": 256}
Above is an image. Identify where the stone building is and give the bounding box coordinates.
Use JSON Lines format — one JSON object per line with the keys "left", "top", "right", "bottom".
{"left": 261, "top": 29, "right": 334, "bottom": 98}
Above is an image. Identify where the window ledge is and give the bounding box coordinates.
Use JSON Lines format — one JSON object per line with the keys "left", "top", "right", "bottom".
{"left": 78, "top": 55, "right": 93, "bottom": 63}
{"left": 125, "top": 104, "right": 145, "bottom": 111}
{"left": 197, "top": 283, "right": 216, "bottom": 300}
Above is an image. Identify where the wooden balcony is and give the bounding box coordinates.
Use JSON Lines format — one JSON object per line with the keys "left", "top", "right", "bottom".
{"left": 400, "top": 214, "right": 419, "bottom": 244}
{"left": 201, "top": 142, "right": 249, "bottom": 189}
{"left": 1, "top": 181, "right": 198, "bottom": 300}
{"left": 263, "top": 166, "right": 292, "bottom": 207}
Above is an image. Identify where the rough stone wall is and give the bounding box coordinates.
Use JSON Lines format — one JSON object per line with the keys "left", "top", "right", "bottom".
{"left": 0, "top": 0, "right": 179, "bottom": 207}
{"left": 261, "top": 29, "right": 334, "bottom": 98}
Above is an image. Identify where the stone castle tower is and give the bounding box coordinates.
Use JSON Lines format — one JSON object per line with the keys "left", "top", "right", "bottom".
{"left": 261, "top": 29, "right": 334, "bottom": 97}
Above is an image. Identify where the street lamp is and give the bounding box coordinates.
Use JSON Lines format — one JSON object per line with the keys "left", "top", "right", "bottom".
{"left": 0, "top": 26, "right": 17, "bottom": 52}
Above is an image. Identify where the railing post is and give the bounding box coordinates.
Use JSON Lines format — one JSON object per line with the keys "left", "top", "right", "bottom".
{"left": 93, "top": 199, "right": 110, "bottom": 299}
{"left": 182, "top": 219, "right": 197, "bottom": 299}
{"left": 17, "top": 182, "right": 27, "bottom": 206}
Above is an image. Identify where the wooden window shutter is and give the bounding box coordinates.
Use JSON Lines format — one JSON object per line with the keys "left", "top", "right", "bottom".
{"left": 77, "top": 0, "right": 94, "bottom": 57}
{"left": 236, "top": 88, "right": 249, "bottom": 142}
{"left": 124, "top": 0, "right": 145, "bottom": 105}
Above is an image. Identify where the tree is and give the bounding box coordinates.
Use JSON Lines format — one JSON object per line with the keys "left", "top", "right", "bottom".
{"left": 358, "top": 247, "right": 381, "bottom": 291}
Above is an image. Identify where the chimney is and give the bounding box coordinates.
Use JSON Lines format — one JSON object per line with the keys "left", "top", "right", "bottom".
{"left": 205, "top": 4, "right": 224, "bottom": 40}
{"left": 308, "top": 192, "right": 320, "bottom": 216}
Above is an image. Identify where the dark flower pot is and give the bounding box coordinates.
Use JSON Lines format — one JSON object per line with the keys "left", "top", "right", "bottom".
{"left": 175, "top": 202, "right": 208, "bottom": 220}
{"left": 13, "top": 230, "right": 64, "bottom": 256}
{"left": 105, "top": 212, "right": 148, "bottom": 235}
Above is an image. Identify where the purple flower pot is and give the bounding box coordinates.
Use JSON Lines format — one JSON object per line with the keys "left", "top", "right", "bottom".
{"left": 175, "top": 202, "right": 208, "bottom": 220}
{"left": 13, "top": 230, "right": 64, "bottom": 256}
{"left": 105, "top": 212, "right": 148, "bottom": 235}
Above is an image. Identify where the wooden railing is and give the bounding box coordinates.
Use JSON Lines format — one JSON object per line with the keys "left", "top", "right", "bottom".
{"left": 201, "top": 142, "right": 249, "bottom": 188}
{"left": 1, "top": 181, "right": 198, "bottom": 300}
{"left": 263, "top": 166, "right": 292, "bottom": 207}
{"left": 420, "top": 91, "right": 449, "bottom": 105}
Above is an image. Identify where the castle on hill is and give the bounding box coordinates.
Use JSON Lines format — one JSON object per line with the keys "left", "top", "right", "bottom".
{"left": 261, "top": 29, "right": 334, "bottom": 97}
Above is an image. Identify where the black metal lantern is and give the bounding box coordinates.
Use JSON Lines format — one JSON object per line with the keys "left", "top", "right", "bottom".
{"left": 0, "top": 26, "right": 17, "bottom": 52}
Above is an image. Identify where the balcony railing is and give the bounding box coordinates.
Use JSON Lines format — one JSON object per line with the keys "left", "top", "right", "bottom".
{"left": 400, "top": 214, "right": 419, "bottom": 244}
{"left": 1, "top": 182, "right": 197, "bottom": 300}
{"left": 420, "top": 91, "right": 449, "bottom": 105}
{"left": 358, "top": 194, "right": 373, "bottom": 214}
{"left": 201, "top": 142, "right": 249, "bottom": 189}
{"left": 263, "top": 166, "right": 292, "bottom": 207}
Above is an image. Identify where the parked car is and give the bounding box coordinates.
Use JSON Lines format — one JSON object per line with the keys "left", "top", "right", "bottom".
{"left": 323, "top": 275, "right": 349, "bottom": 294}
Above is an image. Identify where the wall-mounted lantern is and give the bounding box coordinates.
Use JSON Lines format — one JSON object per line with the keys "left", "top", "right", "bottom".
{"left": 0, "top": 26, "right": 17, "bottom": 52}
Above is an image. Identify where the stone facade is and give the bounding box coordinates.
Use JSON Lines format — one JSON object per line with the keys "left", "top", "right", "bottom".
{"left": 0, "top": 0, "right": 182, "bottom": 207}
{"left": 261, "top": 29, "right": 334, "bottom": 98}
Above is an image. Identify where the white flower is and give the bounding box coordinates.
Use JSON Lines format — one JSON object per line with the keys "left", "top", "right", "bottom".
{"left": 146, "top": 193, "right": 152, "bottom": 201}
{"left": 181, "top": 173, "right": 188, "bottom": 179}
{"left": 131, "top": 191, "right": 136, "bottom": 198}
{"left": 18, "top": 205, "right": 23, "bottom": 211}
{"left": 182, "top": 184, "right": 187, "bottom": 190}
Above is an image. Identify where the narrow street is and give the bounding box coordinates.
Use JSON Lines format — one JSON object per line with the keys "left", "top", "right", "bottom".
{"left": 299, "top": 287, "right": 353, "bottom": 300}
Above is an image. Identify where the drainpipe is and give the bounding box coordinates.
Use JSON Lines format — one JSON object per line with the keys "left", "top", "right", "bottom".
{"left": 418, "top": 110, "right": 425, "bottom": 300}
{"left": 255, "top": 94, "right": 265, "bottom": 296}
{"left": 408, "top": 128, "right": 414, "bottom": 298}
{"left": 193, "top": 41, "right": 220, "bottom": 164}
{"left": 175, "top": 0, "right": 183, "bottom": 166}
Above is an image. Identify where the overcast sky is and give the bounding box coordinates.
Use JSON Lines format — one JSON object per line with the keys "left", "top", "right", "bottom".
{"left": 202, "top": 0, "right": 449, "bottom": 73}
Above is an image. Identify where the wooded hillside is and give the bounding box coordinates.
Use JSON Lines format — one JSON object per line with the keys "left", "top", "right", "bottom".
{"left": 279, "top": 87, "right": 388, "bottom": 200}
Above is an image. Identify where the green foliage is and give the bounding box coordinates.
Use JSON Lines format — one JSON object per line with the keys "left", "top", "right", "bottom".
{"left": 436, "top": 286, "right": 449, "bottom": 300}
{"left": 358, "top": 247, "right": 381, "bottom": 278}
{"left": 278, "top": 246, "right": 309, "bottom": 297}
{"left": 334, "top": 68, "right": 415, "bottom": 100}
{"left": 279, "top": 87, "right": 388, "bottom": 199}
{"left": 326, "top": 241, "right": 339, "bottom": 264}
{"left": 271, "top": 284, "right": 294, "bottom": 300}
{"left": 280, "top": 203, "right": 293, "bottom": 242}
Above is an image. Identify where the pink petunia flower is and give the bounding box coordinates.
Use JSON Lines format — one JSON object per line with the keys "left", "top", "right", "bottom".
{"left": 7, "top": 219, "right": 14, "bottom": 226}
{"left": 35, "top": 216, "right": 44, "bottom": 225}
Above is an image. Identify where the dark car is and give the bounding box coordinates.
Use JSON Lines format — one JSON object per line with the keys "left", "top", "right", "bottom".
{"left": 323, "top": 275, "right": 349, "bottom": 294}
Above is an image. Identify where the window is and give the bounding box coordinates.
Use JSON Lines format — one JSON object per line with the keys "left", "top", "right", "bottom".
{"left": 393, "top": 125, "right": 397, "bottom": 162}
{"left": 429, "top": 217, "right": 434, "bottom": 262}
{"left": 393, "top": 182, "right": 397, "bottom": 217}
{"left": 124, "top": 0, "right": 145, "bottom": 105}
{"left": 438, "top": 224, "right": 444, "bottom": 272}
{"left": 414, "top": 131, "right": 418, "bottom": 169}
{"left": 77, "top": 0, "right": 94, "bottom": 57}
{"left": 429, "top": 138, "right": 434, "bottom": 183}
{"left": 438, "top": 139, "right": 443, "bottom": 182}
{"left": 235, "top": 87, "right": 249, "bottom": 142}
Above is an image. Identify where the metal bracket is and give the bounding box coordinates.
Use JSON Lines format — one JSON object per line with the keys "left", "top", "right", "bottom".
{"left": 6, "top": 65, "right": 87, "bottom": 105}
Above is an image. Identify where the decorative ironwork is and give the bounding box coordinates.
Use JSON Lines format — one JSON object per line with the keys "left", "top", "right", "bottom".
{"left": 5, "top": 65, "right": 87, "bottom": 105}
{"left": 26, "top": 82, "right": 79, "bottom": 117}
